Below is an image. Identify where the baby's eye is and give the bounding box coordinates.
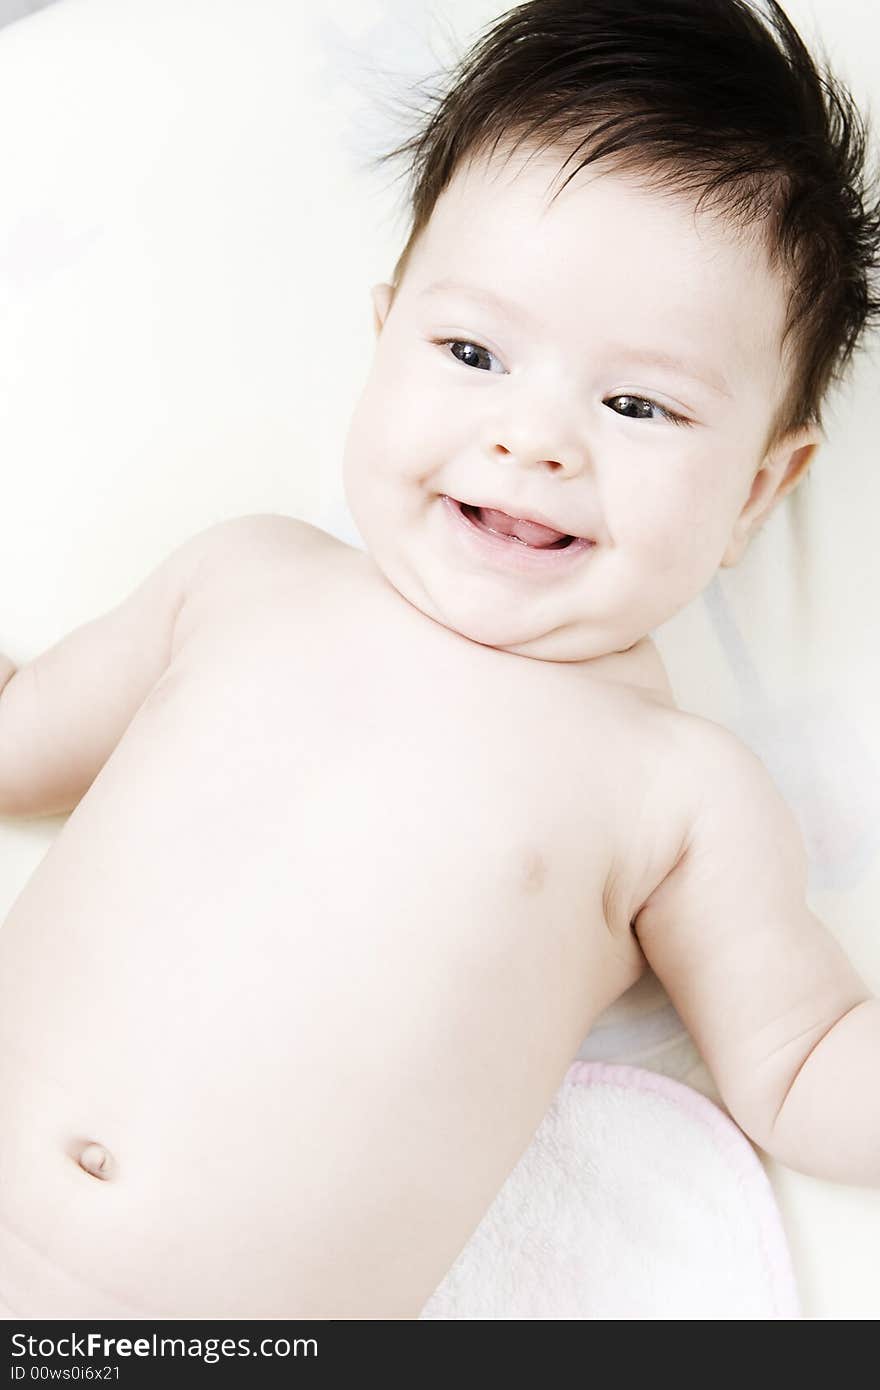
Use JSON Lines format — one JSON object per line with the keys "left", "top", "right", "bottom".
{"left": 436, "top": 338, "right": 505, "bottom": 373}
{"left": 435, "top": 341, "right": 693, "bottom": 429}
{"left": 606, "top": 394, "right": 693, "bottom": 428}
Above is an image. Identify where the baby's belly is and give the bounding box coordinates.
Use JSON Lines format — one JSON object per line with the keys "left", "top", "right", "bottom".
{"left": 0, "top": 691, "right": 640, "bottom": 1318}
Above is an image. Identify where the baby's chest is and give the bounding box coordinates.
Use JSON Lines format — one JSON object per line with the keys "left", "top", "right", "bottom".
{"left": 126, "top": 623, "right": 658, "bottom": 938}
{"left": 139, "top": 545, "right": 678, "bottom": 927}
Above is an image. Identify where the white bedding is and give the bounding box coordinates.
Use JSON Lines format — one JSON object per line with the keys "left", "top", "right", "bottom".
{"left": 1, "top": 0, "right": 878, "bottom": 1318}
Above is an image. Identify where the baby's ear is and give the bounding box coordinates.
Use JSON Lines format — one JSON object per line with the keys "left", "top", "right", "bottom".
{"left": 721, "top": 426, "right": 822, "bottom": 567}
{"left": 371, "top": 283, "right": 395, "bottom": 337}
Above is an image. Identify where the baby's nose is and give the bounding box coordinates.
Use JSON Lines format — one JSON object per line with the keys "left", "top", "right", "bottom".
{"left": 75, "top": 1141, "right": 115, "bottom": 1180}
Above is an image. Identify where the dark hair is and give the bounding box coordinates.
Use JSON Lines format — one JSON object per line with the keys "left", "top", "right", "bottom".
{"left": 371, "top": 0, "right": 880, "bottom": 455}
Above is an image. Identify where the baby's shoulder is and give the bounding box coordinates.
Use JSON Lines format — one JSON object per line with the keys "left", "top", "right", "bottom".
{"left": 636, "top": 704, "right": 774, "bottom": 826}
{"left": 603, "top": 703, "right": 773, "bottom": 936}
{"left": 169, "top": 513, "right": 336, "bottom": 651}
{"left": 179, "top": 512, "right": 336, "bottom": 596}
{"left": 186, "top": 512, "right": 328, "bottom": 576}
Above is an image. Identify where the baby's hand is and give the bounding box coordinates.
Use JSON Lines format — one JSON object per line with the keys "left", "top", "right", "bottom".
{"left": 633, "top": 718, "right": 876, "bottom": 1186}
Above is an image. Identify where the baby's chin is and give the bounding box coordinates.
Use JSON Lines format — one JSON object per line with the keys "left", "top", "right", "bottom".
{"left": 365, "top": 536, "right": 639, "bottom": 662}
{"left": 372, "top": 557, "right": 532, "bottom": 649}
{"left": 386, "top": 571, "right": 605, "bottom": 662}
{"left": 438, "top": 614, "right": 618, "bottom": 664}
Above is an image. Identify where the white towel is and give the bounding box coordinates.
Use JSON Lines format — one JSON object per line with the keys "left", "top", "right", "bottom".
{"left": 420, "top": 1062, "right": 800, "bottom": 1320}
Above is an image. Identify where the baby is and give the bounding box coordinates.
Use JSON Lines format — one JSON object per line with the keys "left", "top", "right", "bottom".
{"left": 1, "top": 0, "right": 879, "bottom": 1321}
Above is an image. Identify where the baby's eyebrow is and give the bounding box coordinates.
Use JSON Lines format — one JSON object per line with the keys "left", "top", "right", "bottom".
{"left": 418, "top": 279, "right": 733, "bottom": 399}
{"left": 603, "top": 343, "right": 732, "bottom": 399}
{"left": 419, "top": 279, "right": 532, "bottom": 323}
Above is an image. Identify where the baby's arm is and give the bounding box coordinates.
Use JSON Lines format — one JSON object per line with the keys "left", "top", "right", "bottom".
{"left": 0, "top": 514, "right": 309, "bottom": 819}
{"left": 633, "top": 720, "right": 878, "bottom": 1186}
{"left": 0, "top": 529, "right": 209, "bottom": 818}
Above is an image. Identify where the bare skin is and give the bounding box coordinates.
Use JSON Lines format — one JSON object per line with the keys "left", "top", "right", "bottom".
{"left": 2, "top": 150, "right": 877, "bottom": 1320}
{"left": 0, "top": 518, "right": 691, "bottom": 1319}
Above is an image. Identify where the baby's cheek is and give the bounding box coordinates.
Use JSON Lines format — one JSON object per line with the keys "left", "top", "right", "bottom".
{"left": 663, "top": 481, "right": 731, "bottom": 557}
{"left": 623, "top": 495, "right": 691, "bottom": 567}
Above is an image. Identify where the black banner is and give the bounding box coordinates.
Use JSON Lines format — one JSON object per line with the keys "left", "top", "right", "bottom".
{"left": 3, "top": 1319, "right": 540, "bottom": 1383}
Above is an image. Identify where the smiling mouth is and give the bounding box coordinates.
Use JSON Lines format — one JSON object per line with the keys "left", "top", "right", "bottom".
{"left": 441, "top": 495, "right": 595, "bottom": 573}
{"left": 457, "top": 501, "right": 577, "bottom": 549}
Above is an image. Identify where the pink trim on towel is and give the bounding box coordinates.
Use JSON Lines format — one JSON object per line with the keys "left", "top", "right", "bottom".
{"left": 566, "top": 1061, "right": 801, "bottom": 1319}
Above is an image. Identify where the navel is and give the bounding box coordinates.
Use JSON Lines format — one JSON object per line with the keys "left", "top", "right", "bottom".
{"left": 74, "top": 1140, "right": 115, "bottom": 1181}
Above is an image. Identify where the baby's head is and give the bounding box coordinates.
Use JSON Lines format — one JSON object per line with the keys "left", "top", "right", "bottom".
{"left": 342, "top": 0, "right": 880, "bottom": 662}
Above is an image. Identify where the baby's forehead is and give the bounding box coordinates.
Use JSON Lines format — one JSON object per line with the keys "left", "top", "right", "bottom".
{"left": 447, "top": 145, "right": 765, "bottom": 257}
{"left": 420, "top": 157, "right": 783, "bottom": 330}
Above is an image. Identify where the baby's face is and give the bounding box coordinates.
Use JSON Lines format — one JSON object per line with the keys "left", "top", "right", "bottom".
{"left": 343, "top": 145, "right": 817, "bottom": 661}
